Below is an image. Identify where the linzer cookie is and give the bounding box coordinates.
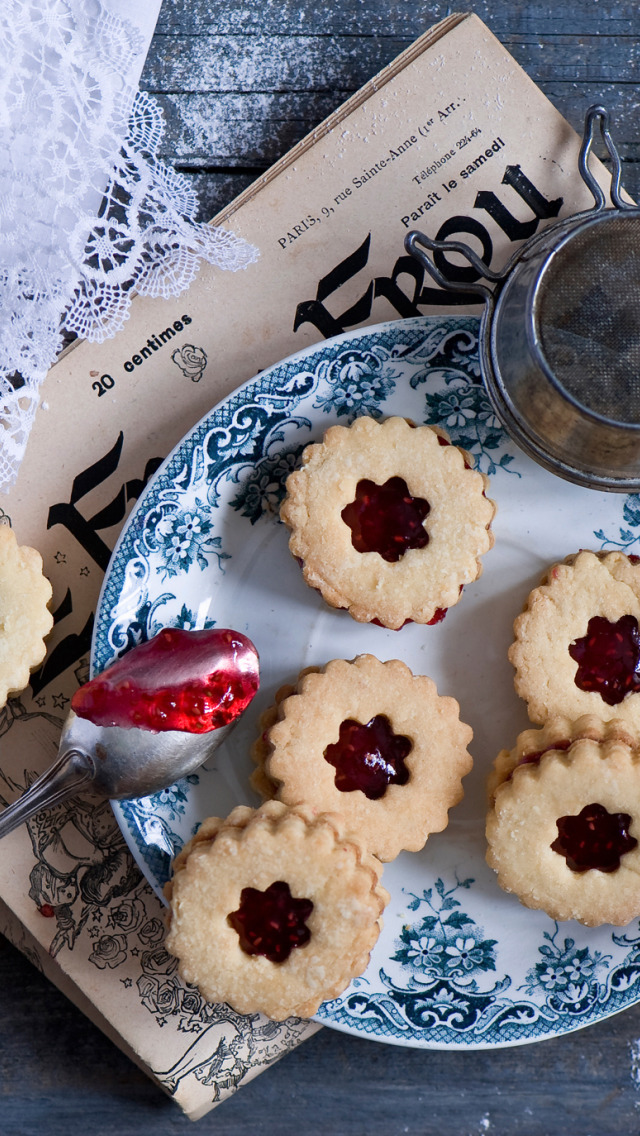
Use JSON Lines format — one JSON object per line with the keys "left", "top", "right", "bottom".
{"left": 486, "top": 725, "right": 640, "bottom": 926}
{"left": 487, "top": 713, "right": 638, "bottom": 804}
{"left": 250, "top": 675, "right": 307, "bottom": 800}
{"left": 0, "top": 526, "right": 52, "bottom": 706}
{"left": 165, "top": 801, "right": 389, "bottom": 1020}
{"left": 280, "top": 415, "right": 495, "bottom": 629}
{"left": 510, "top": 550, "right": 640, "bottom": 728}
{"left": 252, "top": 654, "right": 473, "bottom": 861}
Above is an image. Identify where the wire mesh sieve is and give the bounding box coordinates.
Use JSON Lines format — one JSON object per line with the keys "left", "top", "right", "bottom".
{"left": 536, "top": 215, "right": 640, "bottom": 425}
{"left": 405, "top": 105, "right": 640, "bottom": 490}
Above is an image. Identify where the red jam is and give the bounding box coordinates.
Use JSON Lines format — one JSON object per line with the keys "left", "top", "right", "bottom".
{"left": 427, "top": 607, "right": 448, "bottom": 625}
{"left": 516, "top": 739, "right": 572, "bottom": 772}
{"left": 569, "top": 614, "right": 640, "bottom": 706}
{"left": 323, "top": 714, "right": 412, "bottom": 800}
{"left": 371, "top": 618, "right": 414, "bottom": 630}
{"left": 227, "top": 880, "right": 313, "bottom": 962}
{"left": 71, "top": 627, "right": 259, "bottom": 733}
{"left": 371, "top": 607, "right": 448, "bottom": 629}
{"left": 498, "top": 740, "right": 572, "bottom": 797}
{"left": 551, "top": 802, "right": 637, "bottom": 872}
{"left": 341, "top": 476, "right": 430, "bottom": 563}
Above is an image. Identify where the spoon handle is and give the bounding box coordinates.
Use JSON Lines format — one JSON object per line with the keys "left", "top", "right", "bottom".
{"left": 0, "top": 749, "right": 95, "bottom": 840}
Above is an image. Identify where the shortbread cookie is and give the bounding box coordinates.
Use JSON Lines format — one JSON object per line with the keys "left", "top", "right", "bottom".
{"left": 486, "top": 731, "right": 640, "bottom": 926}
{"left": 165, "top": 801, "right": 389, "bottom": 1020}
{"left": 252, "top": 654, "right": 473, "bottom": 861}
{"left": 280, "top": 416, "right": 495, "bottom": 629}
{"left": 510, "top": 550, "right": 640, "bottom": 728}
{"left": 0, "top": 526, "right": 52, "bottom": 705}
{"left": 487, "top": 714, "right": 639, "bottom": 804}
{"left": 250, "top": 678, "right": 307, "bottom": 799}
{"left": 250, "top": 666, "right": 322, "bottom": 798}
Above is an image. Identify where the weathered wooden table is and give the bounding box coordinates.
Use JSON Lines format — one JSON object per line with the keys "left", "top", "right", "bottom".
{"left": 3, "top": 2, "right": 640, "bottom": 1132}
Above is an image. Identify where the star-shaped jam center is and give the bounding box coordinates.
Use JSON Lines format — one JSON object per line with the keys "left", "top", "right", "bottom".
{"left": 569, "top": 614, "right": 640, "bottom": 706}
{"left": 341, "top": 476, "right": 430, "bottom": 563}
{"left": 323, "top": 714, "right": 412, "bottom": 800}
{"left": 551, "top": 802, "right": 637, "bottom": 872}
{"left": 227, "top": 880, "right": 313, "bottom": 963}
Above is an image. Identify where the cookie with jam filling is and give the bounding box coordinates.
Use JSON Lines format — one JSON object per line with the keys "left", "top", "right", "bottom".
{"left": 510, "top": 550, "right": 640, "bottom": 728}
{"left": 280, "top": 415, "right": 495, "bottom": 629}
{"left": 252, "top": 654, "right": 473, "bottom": 862}
{"left": 486, "top": 724, "right": 640, "bottom": 926}
{"left": 487, "top": 713, "right": 638, "bottom": 805}
{"left": 165, "top": 800, "right": 388, "bottom": 1020}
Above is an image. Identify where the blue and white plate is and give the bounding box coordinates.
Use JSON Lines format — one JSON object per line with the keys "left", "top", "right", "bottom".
{"left": 93, "top": 316, "right": 640, "bottom": 1049}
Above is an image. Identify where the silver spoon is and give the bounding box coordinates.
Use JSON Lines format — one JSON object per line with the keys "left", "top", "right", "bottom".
{"left": 0, "top": 628, "right": 259, "bottom": 840}
{"left": 0, "top": 712, "right": 237, "bottom": 840}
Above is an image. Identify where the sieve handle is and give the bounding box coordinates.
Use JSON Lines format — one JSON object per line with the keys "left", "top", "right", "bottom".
{"left": 404, "top": 230, "right": 503, "bottom": 306}
{"left": 579, "top": 104, "right": 630, "bottom": 211}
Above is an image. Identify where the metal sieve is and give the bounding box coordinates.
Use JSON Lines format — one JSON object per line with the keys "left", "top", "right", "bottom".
{"left": 405, "top": 105, "right": 640, "bottom": 491}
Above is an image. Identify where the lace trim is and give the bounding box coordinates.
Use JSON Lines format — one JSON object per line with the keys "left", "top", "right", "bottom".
{"left": 0, "top": 2, "right": 258, "bottom": 490}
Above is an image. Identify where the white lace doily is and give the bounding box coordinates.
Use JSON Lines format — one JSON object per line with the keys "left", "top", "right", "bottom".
{"left": 0, "top": 0, "right": 258, "bottom": 490}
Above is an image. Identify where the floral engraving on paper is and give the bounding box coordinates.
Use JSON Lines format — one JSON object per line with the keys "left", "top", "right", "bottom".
{"left": 0, "top": 699, "right": 311, "bottom": 1107}
{"left": 172, "top": 344, "right": 208, "bottom": 382}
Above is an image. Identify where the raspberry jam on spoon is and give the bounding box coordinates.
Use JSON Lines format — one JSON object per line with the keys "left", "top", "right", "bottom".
{"left": 0, "top": 627, "right": 260, "bottom": 841}
{"left": 71, "top": 627, "right": 259, "bottom": 733}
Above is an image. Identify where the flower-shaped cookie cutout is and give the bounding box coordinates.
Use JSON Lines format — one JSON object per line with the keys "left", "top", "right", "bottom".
{"left": 280, "top": 416, "right": 495, "bottom": 629}
{"left": 165, "top": 801, "right": 389, "bottom": 1020}
{"left": 486, "top": 731, "right": 640, "bottom": 926}
{"left": 509, "top": 550, "right": 640, "bottom": 729}
{"left": 0, "top": 526, "right": 52, "bottom": 705}
{"left": 253, "top": 654, "right": 473, "bottom": 862}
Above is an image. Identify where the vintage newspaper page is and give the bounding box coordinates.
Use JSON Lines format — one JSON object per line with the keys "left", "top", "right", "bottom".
{"left": 0, "top": 13, "right": 610, "bottom": 1119}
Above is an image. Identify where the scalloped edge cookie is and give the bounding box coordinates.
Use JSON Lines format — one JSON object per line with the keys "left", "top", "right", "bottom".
{"left": 509, "top": 550, "right": 640, "bottom": 727}
{"left": 487, "top": 713, "right": 639, "bottom": 804}
{"left": 0, "top": 526, "right": 52, "bottom": 705}
{"left": 252, "top": 654, "right": 473, "bottom": 862}
{"left": 165, "top": 801, "right": 389, "bottom": 1020}
{"left": 486, "top": 732, "right": 640, "bottom": 926}
{"left": 280, "top": 416, "right": 496, "bottom": 629}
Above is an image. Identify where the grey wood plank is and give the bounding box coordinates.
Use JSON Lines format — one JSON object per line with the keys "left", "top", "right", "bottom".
{"left": 142, "top": 32, "right": 640, "bottom": 94}
{"left": 140, "top": 24, "right": 640, "bottom": 209}
{"left": 155, "top": 0, "right": 640, "bottom": 38}
{"left": 183, "top": 171, "right": 258, "bottom": 221}
{"left": 4, "top": 930, "right": 640, "bottom": 1135}
{"left": 148, "top": 91, "right": 340, "bottom": 166}
{"left": 142, "top": 34, "right": 409, "bottom": 92}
